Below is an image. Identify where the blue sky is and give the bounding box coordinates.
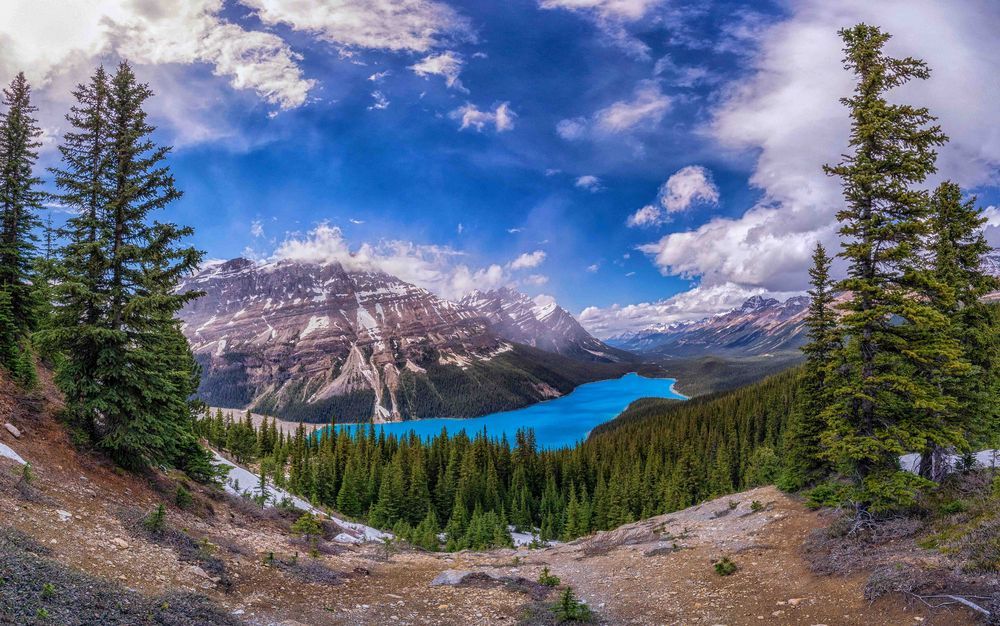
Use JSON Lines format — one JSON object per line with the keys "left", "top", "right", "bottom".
{"left": 3, "top": 0, "right": 999, "bottom": 336}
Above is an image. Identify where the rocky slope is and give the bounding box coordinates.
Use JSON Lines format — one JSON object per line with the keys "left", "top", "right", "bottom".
{"left": 608, "top": 294, "right": 812, "bottom": 357}
{"left": 178, "top": 259, "right": 636, "bottom": 423}
{"left": 460, "top": 287, "right": 631, "bottom": 363}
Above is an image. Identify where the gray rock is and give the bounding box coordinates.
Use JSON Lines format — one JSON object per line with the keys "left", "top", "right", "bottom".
{"left": 431, "top": 570, "right": 474, "bottom": 586}
{"left": 4, "top": 423, "right": 21, "bottom": 439}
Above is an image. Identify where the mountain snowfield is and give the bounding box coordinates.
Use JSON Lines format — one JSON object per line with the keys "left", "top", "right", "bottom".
{"left": 178, "top": 258, "right": 632, "bottom": 424}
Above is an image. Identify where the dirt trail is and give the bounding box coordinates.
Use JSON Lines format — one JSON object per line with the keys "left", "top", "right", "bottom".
{"left": 0, "top": 372, "right": 983, "bottom": 625}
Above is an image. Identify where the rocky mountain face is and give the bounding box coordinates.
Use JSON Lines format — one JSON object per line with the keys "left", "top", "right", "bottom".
{"left": 607, "top": 295, "right": 813, "bottom": 357}
{"left": 178, "top": 259, "right": 634, "bottom": 423}
{"left": 460, "top": 287, "right": 629, "bottom": 363}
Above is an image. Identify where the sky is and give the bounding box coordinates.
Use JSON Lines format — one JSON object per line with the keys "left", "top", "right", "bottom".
{"left": 1, "top": 0, "right": 998, "bottom": 338}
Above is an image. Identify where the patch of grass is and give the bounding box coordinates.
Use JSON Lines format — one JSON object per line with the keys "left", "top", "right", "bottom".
{"left": 939, "top": 499, "right": 969, "bottom": 515}
{"left": 40, "top": 582, "right": 55, "bottom": 599}
{"left": 750, "top": 500, "right": 764, "bottom": 513}
{"left": 713, "top": 556, "right": 738, "bottom": 576}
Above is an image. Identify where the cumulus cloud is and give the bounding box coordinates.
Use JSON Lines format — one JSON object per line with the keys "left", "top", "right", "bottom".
{"left": 450, "top": 102, "right": 516, "bottom": 132}
{"left": 984, "top": 206, "right": 1000, "bottom": 247}
{"left": 524, "top": 274, "right": 549, "bottom": 286}
{"left": 272, "top": 223, "right": 505, "bottom": 300}
{"left": 575, "top": 175, "right": 603, "bottom": 192}
{"left": 578, "top": 282, "right": 800, "bottom": 337}
{"left": 557, "top": 81, "right": 670, "bottom": 139}
{"left": 626, "top": 204, "right": 661, "bottom": 228}
{"left": 627, "top": 166, "right": 719, "bottom": 227}
{"left": 509, "top": 250, "right": 547, "bottom": 270}
{"left": 409, "top": 51, "right": 467, "bottom": 91}
{"left": 238, "top": 0, "right": 474, "bottom": 53}
{"left": 533, "top": 293, "right": 557, "bottom": 308}
{"left": 641, "top": 0, "right": 1000, "bottom": 292}
{"left": 0, "top": 0, "right": 315, "bottom": 114}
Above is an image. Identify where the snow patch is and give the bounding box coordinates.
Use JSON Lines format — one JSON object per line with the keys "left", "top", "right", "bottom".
{"left": 300, "top": 315, "right": 330, "bottom": 339}
{"left": 0, "top": 442, "right": 26, "bottom": 465}
{"left": 211, "top": 451, "right": 390, "bottom": 543}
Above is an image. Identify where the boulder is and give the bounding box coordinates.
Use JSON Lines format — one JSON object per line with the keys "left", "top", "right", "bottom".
{"left": 3, "top": 423, "right": 20, "bottom": 439}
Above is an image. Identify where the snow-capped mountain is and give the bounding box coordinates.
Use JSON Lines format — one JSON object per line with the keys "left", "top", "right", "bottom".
{"left": 606, "top": 294, "right": 814, "bottom": 357}
{"left": 459, "top": 287, "right": 629, "bottom": 363}
{"left": 177, "top": 259, "right": 634, "bottom": 423}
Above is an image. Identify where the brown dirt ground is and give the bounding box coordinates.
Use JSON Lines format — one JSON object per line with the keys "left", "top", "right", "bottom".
{"left": 0, "top": 370, "right": 985, "bottom": 625}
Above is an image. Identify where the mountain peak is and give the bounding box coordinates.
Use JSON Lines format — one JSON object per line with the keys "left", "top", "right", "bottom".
{"left": 739, "top": 295, "right": 779, "bottom": 312}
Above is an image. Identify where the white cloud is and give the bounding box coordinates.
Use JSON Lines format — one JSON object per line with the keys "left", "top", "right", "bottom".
{"left": 524, "top": 274, "right": 549, "bottom": 286}
{"left": 595, "top": 81, "right": 671, "bottom": 133}
{"left": 586, "top": 263, "right": 600, "bottom": 272}
{"left": 450, "top": 102, "right": 516, "bottom": 132}
{"left": 509, "top": 250, "right": 547, "bottom": 270}
{"left": 533, "top": 293, "right": 557, "bottom": 308}
{"left": 0, "top": 0, "right": 315, "bottom": 114}
{"left": 578, "top": 282, "right": 799, "bottom": 337}
{"left": 538, "top": 0, "right": 664, "bottom": 58}
{"left": 238, "top": 0, "right": 474, "bottom": 53}
{"left": 984, "top": 205, "right": 1000, "bottom": 247}
{"left": 575, "top": 175, "right": 603, "bottom": 192}
{"left": 368, "top": 70, "right": 391, "bottom": 82}
{"left": 557, "top": 81, "right": 670, "bottom": 139}
{"left": 409, "top": 51, "right": 467, "bottom": 91}
{"left": 556, "top": 118, "right": 587, "bottom": 140}
{"left": 272, "top": 223, "right": 506, "bottom": 300}
{"left": 626, "top": 166, "right": 719, "bottom": 228}
{"left": 659, "top": 166, "right": 719, "bottom": 212}
{"left": 349, "top": 218, "right": 365, "bottom": 225}
{"left": 643, "top": 0, "right": 1000, "bottom": 293}
{"left": 368, "top": 90, "right": 390, "bottom": 110}
{"left": 626, "top": 204, "right": 661, "bottom": 228}
{"left": 507, "top": 227, "right": 524, "bottom": 233}
{"left": 250, "top": 219, "right": 264, "bottom": 238}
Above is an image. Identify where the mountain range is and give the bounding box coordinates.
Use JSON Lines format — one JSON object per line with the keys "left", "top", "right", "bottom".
{"left": 177, "top": 258, "right": 636, "bottom": 423}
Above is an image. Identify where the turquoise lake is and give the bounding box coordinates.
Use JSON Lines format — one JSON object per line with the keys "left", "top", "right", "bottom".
{"left": 332, "top": 373, "right": 686, "bottom": 449}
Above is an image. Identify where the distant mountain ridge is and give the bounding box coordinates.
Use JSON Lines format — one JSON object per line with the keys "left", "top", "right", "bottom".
{"left": 460, "top": 287, "right": 630, "bottom": 363}
{"left": 607, "top": 294, "right": 814, "bottom": 357}
{"left": 612, "top": 251, "right": 1000, "bottom": 357}
{"left": 177, "top": 258, "right": 636, "bottom": 423}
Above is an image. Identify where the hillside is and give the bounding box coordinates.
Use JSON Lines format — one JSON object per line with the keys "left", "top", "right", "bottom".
{"left": 177, "top": 259, "right": 641, "bottom": 423}
{"left": 0, "top": 387, "right": 983, "bottom": 624}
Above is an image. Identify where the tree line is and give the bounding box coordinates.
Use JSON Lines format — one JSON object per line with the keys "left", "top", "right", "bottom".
{"left": 0, "top": 64, "right": 210, "bottom": 477}
{"left": 199, "top": 367, "right": 798, "bottom": 549}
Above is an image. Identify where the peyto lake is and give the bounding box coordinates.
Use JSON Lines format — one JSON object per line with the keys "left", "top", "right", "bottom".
{"left": 333, "top": 373, "right": 686, "bottom": 449}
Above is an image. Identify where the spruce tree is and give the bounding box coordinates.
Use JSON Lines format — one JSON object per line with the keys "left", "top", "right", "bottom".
{"left": 45, "top": 62, "right": 204, "bottom": 470}
{"left": 0, "top": 72, "right": 44, "bottom": 383}
{"left": 781, "top": 243, "right": 836, "bottom": 490}
{"left": 821, "top": 25, "right": 963, "bottom": 511}
{"left": 919, "top": 182, "right": 1000, "bottom": 478}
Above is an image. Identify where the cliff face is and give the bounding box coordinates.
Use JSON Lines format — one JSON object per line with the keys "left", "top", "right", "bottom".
{"left": 178, "top": 259, "right": 635, "bottom": 423}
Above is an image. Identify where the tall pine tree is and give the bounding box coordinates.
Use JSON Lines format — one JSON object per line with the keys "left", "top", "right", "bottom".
{"left": 45, "top": 62, "right": 205, "bottom": 470}
{"left": 821, "top": 25, "right": 963, "bottom": 512}
{"left": 781, "top": 243, "right": 836, "bottom": 490}
{"left": 0, "top": 72, "right": 44, "bottom": 384}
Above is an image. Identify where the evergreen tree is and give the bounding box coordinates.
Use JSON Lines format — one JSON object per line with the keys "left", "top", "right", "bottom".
{"left": 919, "top": 182, "right": 1000, "bottom": 479}
{"left": 0, "top": 72, "right": 44, "bottom": 383}
{"left": 781, "top": 243, "right": 836, "bottom": 490}
{"left": 821, "top": 24, "right": 962, "bottom": 512}
{"left": 44, "top": 62, "right": 204, "bottom": 470}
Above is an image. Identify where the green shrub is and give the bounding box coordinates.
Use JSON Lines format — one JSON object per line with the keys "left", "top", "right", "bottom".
{"left": 750, "top": 500, "right": 764, "bottom": 512}
{"left": 290, "top": 513, "right": 322, "bottom": 556}
{"left": 714, "top": 556, "right": 737, "bottom": 576}
{"left": 940, "top": 500, "right": 968, "bottom": 515}
{"left": 804, "top": 482, "right": 847, "bottom": 509}
{"left": 175, "top": 485, "right": 193, "bottom": 509}
{"left": 40, "top": 582, "right": 55, "bottom": 599}
{"left": 143, "top": 504, "right": 167, "bottom": 535}
{"left": 553, "top": 587, "right": 592, "bottom": 623}
{"left": 538, "top": 566, "right": 560, "bottom": 587}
